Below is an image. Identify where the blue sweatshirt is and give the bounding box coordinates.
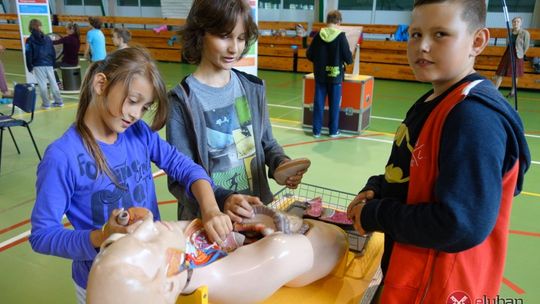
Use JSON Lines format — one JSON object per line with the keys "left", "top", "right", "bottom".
{"left": 29, "top": 121, "right": 213, "bottom": 289}
{"left": 25, "top": 30, "right": 56, "bottom": 72}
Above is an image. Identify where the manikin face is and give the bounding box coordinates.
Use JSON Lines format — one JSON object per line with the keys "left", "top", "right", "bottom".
{"left": 407, "top": 2, "right": 485, "bottom": 95}
{"left": 87, "top": 216, "right": 188, "bottom": 304}
{"left": 97, "top": 74, "right": 154, "bottom": 135}
{"left": 200, "top": 17, "right": 247, "bottom": 72}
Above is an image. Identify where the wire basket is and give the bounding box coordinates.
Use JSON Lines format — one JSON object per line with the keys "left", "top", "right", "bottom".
{"left": 270, "top": 183, "right": 370, "bottom": 253}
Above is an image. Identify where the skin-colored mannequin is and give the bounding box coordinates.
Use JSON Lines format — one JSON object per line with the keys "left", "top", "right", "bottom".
{"left": 87, "top": 212, "right": 348, "bottom": 304}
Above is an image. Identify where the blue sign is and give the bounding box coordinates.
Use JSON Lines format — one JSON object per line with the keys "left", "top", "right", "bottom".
{"left": 19, "top": 4, "right": 48, "bottom": 14}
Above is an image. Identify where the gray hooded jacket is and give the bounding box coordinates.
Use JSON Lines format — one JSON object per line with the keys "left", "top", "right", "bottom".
{"left": 166, "top": 69, "right": 289, "bottom": 220}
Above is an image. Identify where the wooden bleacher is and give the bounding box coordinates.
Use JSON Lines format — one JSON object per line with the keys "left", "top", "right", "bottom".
{"left": 258, "top": 21, "right": 307, "bottom": 72}
{"left": 0, "top": 14, "right": 184, "bottom": 62}
{"left": 304, "top": 22, "right": 540, "bottom": 90}
{"left": 1, "top": 14, "right": 538, "bottom": 89}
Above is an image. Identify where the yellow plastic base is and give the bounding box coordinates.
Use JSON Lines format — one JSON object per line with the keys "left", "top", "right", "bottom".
{"left": 177, "top": 285, "right": 208, "bottom": 304}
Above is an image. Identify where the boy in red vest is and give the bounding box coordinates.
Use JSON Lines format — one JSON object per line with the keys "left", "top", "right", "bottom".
{"left": 347, "top": 1, "right": 530, "bottom": 303}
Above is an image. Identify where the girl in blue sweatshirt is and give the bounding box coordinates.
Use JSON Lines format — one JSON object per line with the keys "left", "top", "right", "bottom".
{"left": 29, "top": 47, "right": 232, "bottom": 304}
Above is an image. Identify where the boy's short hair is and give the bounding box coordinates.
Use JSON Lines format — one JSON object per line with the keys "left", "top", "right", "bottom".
{"left": 113, "top": 28, "right": 132, "bottom": 43}
{"left": 180, "top": 0, "right": 258, "bottom": 65}
{"left": 413, "top": 0, "right": 486, "bottom": 31}
{"left": 88, "top": 16, "right": 103, "bottom": 29}
{"left": 326, "top": 10, "right": 342, "bottom": 25}
{"left": 28, "top": 19, "right": 42, "bottom": 33}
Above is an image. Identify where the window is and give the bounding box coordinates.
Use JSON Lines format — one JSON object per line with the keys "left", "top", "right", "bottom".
{"left": 376, "top": 0, "right": 413, "bottom": 11}
{"left": 141, "top": 0, "right": 160, "bottom": 6}
{"left": 65, "top": 0, "right": 101, "bottom": 5}
{"left": 117, "top": 0, "right": 138, "bottom": 6}
{"left": 338, "top": 0, "right": 373, "bottom": 11}
{"left": 488, "top": 0, "right": 535, "bottom": 12}
{"left": 283, "top": 0, "right": 315, "bottom": 10}
{"left": 259, "top": 0, "right": 281, "bottom": 9}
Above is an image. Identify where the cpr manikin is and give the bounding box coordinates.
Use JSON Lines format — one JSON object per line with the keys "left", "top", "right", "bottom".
{"left": 87, "top": 207, "right": 348, "bottom": 304}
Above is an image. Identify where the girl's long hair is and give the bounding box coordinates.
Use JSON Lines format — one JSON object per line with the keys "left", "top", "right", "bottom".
{"left": 76, "top": 47, "right": 168, "bottom": 182}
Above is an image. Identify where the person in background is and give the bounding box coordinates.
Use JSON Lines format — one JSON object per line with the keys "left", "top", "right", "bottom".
{"left": 25, "top": 19, "right": 63, "bottom": 108}
{"left": 493, "top": 16, "right": 530, "bottom": 97}
{"left": 347, "top": 1, "right": 530, "bottom": 303}
{"left": 306, "top": 10, "right": 353, "bottom": 138}
{"left": 0, "top": 44, "right": 12, "bottom": 98}
{"left": 53, "top": 22, "right": 81, "bottom": 68}
{"left": 84, "top": 16, "right": 106, "bottom": 62}
{"left": 29, "top": 47, "right": 232, "bottom": 304}
{"left": 52, "top": 22, "right": 81, "bottom": 89}
{"left": 112, "top": 28, "right": 131, "bottom": 50}
{"left": 167, "top": 0, "right": 307, "bottom": 223}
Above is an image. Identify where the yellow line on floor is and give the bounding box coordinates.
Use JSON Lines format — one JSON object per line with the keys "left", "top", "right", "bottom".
{"left": 521, "top": 191, "right": 540, "bottom": 198}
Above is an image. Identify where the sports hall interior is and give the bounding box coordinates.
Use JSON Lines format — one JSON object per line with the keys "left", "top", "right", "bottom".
{"left": 0, "top": 0, "right": 539, "bottom": 303}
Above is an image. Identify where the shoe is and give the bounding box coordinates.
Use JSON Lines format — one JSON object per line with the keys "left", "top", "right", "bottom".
{"left": 329, "top": 131, "right": 341, "bottom": 138}
{"left": 313, "top": 133, "right": 321, "bottom": 138}
{"left": 41, "top": 105, "right": 51, "bottom": 110}
{"left": 52, "top": 102, "right": 64, "bottom": 107}
{"left": 505, "top": 92, "right": 515, "bottom": 98}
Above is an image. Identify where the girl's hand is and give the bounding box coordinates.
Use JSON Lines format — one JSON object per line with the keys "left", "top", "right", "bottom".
{"left": 201, "top": 209, "right": 233, "bottom": 245}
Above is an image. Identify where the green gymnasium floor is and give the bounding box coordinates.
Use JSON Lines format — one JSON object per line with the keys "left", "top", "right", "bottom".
{"left": 1, "top": 49, "right": 539, "bottom": 303}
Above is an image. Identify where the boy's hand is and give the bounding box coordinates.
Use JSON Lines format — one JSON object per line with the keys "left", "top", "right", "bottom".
{"left": 201, "top": 208, "right": 233, "bottom": 245}
{"left": 224, "top": 194, "right": 263, "bottom": 223}
{"left": 347, "top": 190, "right": 374, "bottom": 216}
{"left": 276, "top": 159, "right": 310, "bottom": 189}
{"left": 346, "top": 190, "right": 374, "bottom": 235}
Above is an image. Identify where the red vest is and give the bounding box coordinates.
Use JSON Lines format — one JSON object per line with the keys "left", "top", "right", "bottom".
{"left": 381, "top": 81, "right": 520, "bottom": 303}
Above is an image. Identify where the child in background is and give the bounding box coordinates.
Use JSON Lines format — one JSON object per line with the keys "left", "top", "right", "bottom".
{"left": 347, "top": 0, "right": 530, "bottom": 303}
{"left": 29, "top": 47, "right": 232, "bottom": 304}
{"left": 53, "top": 22, "right": 81, "bottom": 68}
{"left": 306, "top": 10, "right": 353, "bottom": 138}
{"left": 25, "top": 19, "right": 63, "bottom": 108}
{"left": 167, "top": 0, "right": 307, "bottom": 222}
{"left": 52, "top": 22, "right": 81, "bottom": 89}
{"left": 84, "top": 16, "right": 106, "bottom": 62}
{"left": 0, "top": 44, "right": 12, "bottom": 98}
{"left": 112, "top": 28, "right": 131, "bottom": 50}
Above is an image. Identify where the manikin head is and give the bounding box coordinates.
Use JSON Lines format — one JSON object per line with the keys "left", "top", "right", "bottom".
{"left": 87, "top": 214, "right": 189, "bottom": 304}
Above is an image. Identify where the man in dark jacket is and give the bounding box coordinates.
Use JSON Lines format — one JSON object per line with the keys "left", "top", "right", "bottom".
{"left": 307, "top": 10, "right": 353, "bottom": 138}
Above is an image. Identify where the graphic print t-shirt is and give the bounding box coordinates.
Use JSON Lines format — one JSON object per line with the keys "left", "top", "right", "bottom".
{"left": 186, "top": 72, "right": 256, "bottom": 193}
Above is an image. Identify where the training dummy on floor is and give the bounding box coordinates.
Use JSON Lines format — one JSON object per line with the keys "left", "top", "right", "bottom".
{"left": 87, "top": 207, "right": 348, "bottom": 304}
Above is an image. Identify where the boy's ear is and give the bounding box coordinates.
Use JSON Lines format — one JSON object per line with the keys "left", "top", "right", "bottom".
{"left": 471, "top": 28, "right": 490, "bottom": 57}
{"left": 92, "top": 72, "right": 108, "bottom": 95}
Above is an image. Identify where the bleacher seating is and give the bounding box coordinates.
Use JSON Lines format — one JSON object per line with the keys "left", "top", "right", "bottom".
{"left": 1, "top": 14, "right": 538, "bottom": 89}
